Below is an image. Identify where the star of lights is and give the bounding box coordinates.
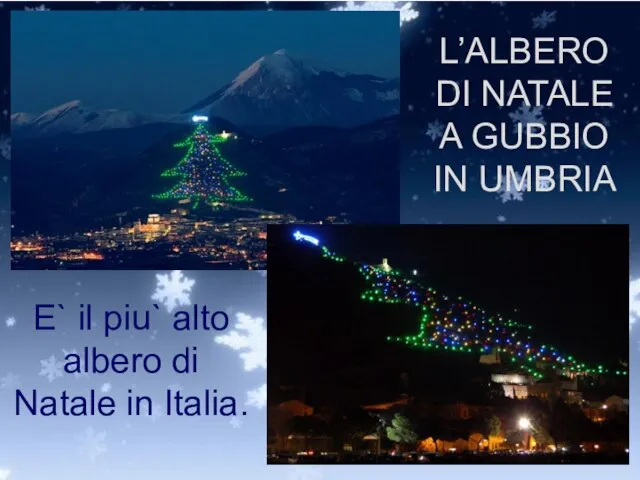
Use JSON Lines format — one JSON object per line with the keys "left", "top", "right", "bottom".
{"left": 293, "top": 230, "right": 320, "bottom": 246}
{"left": 152, "top": 124, "right": 251, "bottom": 208}
{"left": 315, "top": 244, "right": 627, "bottom": 379}
{"left": 330, "top": 2, "right": 419, "bottom": 27}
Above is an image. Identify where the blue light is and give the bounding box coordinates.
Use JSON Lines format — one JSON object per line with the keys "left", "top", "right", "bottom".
{"left": 293, "top": 230, "right": 320, "bottom": 246}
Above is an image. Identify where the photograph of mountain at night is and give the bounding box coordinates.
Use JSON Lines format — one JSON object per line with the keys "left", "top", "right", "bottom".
{"left": 9, "top": 11, "right": 400, "bottom": 270}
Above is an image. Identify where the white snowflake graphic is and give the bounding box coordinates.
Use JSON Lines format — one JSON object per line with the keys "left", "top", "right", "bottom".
{"left": 258, "top": 270, "right": 267, "bottom": 278}
{"left": 24, "top": 4, "right": 50, "bottom": 11}
{"left": 537, "top": 178, "right": 553, "bottom": 190}
{"left": 411, "top": 194, "right": 419, "bottom": 201}
{"left": 330, "top": 2, "right": 419, "bottom": 27}
{"left": 0, "top": 468, "right": 11, "bottom": 480}
{"left": 246, "top": 383, "right": 267, "bottom": 409}
{"left": 0, "top": 372, "right": 20, "bottom": 389}
{"left": 497, "top": 215, "right": 507, "bottom": 223}
{"left": 0, "top": 136, "right": 9, "bottom": 161}
{"left": 5, "top": 316, "right": 15, "bottom": 328}
{"left": 100, "top": 382, "right": 112, "bottom": 393}
{"left": 39, "top": 355, "right": 64, "bottom": 382}
{"left": 152, "top": 270, "right": 195, "bottom": 312}
{"left": 630, "top": 278, "right": 640, "bottom": 331}
{"left": 508, "top": 103, "right": 546, "bottom": 133}
{"left": 138, "top": 399, "right": 164, "bottom": 421}
{"left": 425, "top": 119, "right": 445, "bottom": 142}
{"left": 497, "top": 172, "right": 525, "bottom": 203}
{"left": 230, "top": 417, "right": 243, "bottom": 428}
{"left": 77, "top": 427, "right": 107, "bottom": 462}
{"left": 287, "top": 466, "right": 324, "bottom": 480}
{"left": 215, "top": 313, "right": 266, "bottom": 371}
{"left": 532, "top": 10, "right": 556, "bottom": 29}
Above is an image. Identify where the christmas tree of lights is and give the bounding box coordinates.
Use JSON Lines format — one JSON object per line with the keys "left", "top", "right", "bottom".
{"left": 152, "top": 119, "right": 251, "bottom": 208}
{"left": 293, "top": 231, "right": 628, "bottom": 379}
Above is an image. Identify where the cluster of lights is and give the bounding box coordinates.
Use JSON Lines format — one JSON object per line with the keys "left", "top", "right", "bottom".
{"left": 292, "top": 232, "right": 628, "bottom": 378}
{"left": 153, "top": 123, "right": 251, "bottom": 208}
{"left": 321, "top": 246, "right": 346, "bottom": 262}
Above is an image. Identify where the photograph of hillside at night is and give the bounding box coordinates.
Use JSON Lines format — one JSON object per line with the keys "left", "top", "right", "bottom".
{"left": 10, "top": 11, "right": 400, "bottom": 269}
{"left": 267, "top": 225, "right": 629, "bottom": 464}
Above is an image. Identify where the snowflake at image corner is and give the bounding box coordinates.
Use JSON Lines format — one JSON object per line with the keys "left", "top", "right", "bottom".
{"left": 0, "top": 468, "right": 11, "bottom": 480}
{"left": 151, "top": 270, "right": 196, "bottom": 312}
{"left": 215, "top": 312, "right": 267, "bottom": 409}
{"left": 215, "top": 313, "right": 266, "bottom": 372}
{"left": 330, "top": 2, "right": 419, "bottom": 27}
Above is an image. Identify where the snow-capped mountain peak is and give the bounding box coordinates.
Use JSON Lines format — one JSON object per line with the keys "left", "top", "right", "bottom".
{"left": 13, "top": 50, "right": 399, "bottom": 137}
{"left": 185, "top": 49, "right": 400, "bottom": 130}
{"left": 30, "top": 100, "right": 86, "bottom": 126}
{"left": 10, "top": 112, "right": 34, "bottom": 125}
{"left": 226, "top": 49, "right": 309, "bottom": 96}
{"left": 12, "top": 101, "right": 186, "bottom": 136}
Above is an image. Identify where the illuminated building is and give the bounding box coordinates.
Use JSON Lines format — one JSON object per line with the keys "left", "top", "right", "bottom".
{"left": 380, "top": 258, "right": 392, "bottom": 272}
{"left": 491, "top": 372, "right": 532, "bottom": 399}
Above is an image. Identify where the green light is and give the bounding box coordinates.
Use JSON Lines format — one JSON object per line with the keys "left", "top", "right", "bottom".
{"left": 316, "top": 244, "right": 627, "bottom": 378}
{"left": 152, "top": 123, "right": 251, "bottom": 207}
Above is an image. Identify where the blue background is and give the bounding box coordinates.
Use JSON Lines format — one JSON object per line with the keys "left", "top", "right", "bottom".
{"left": 0, "top": 2, "right": 637, "bottom": 480}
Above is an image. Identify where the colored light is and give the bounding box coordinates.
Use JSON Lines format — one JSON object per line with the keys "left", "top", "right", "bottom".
{"left": 152, "top": 123, "right": 251, "bottom": 208}
{"left": 304, "top": 238, "right": 627, "bottom": 379}
{"left": 293, "top": 231, "right": 320, "bottom": 246}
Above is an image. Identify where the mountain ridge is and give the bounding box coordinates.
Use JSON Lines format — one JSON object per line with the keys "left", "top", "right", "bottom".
{"left": 13, "top": 49, "right": 399, "bottom": 137}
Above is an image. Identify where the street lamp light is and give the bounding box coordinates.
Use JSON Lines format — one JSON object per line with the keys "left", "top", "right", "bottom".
{"left": 518, "top": 417, "right": 532, "bottom": 451}
{"left": 518, "top": 417, "right": 532, "bottom": 430}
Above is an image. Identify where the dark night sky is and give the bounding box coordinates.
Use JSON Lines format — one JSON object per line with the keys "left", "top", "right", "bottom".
{"left": 268, "top": 225, "right": 629, "bottom": 397}
{"left": 10, "top": 11, "right": 399, "bottom": 113}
